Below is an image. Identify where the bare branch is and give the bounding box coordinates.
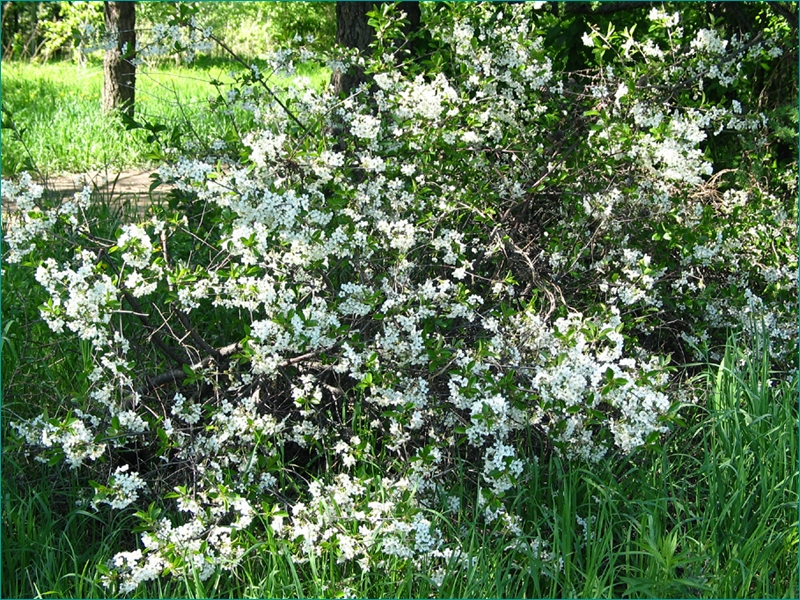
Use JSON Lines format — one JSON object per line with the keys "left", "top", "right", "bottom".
{"left": 138, "top": 341, "right": 242, "bottom": 394}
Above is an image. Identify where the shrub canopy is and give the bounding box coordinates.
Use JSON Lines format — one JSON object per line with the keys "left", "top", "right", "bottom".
{"left": 3, "top": 2, "right": 796, "bottom": 592}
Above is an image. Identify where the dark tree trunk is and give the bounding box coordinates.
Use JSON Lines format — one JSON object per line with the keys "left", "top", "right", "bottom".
{"left": 331, "top": 1, "right": 422, "bottom": 97}
{"left": 397, "top": 1, "right": 421, "bottom": 56}
{"left": 331, "top": 1, "right": 376, "bottom": 97}
{"left": 103, "top": 1, "right": 136, "bottom": 117}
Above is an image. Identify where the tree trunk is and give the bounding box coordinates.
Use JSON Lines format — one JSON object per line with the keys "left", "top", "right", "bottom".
{"left": 103, "top": 1, "right": 136, "bottom": 117}
{"left": 397, "top": 1, "right": 420, "bottom": 58}
{"left": 331, "top": 1, "right": 376, "bottom": 97}
{"left": 331, "top": 1, "right": 421, "bottom": 97}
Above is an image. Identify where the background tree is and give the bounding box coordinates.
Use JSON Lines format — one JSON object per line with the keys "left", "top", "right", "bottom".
{"left": 1, "top": 2, "right": 62, "bottom": 60}
{"left": 263, "top": 2, "right": 335, "bottom": 52}
{"left": 102, "top": 1, "right": 136, "bottom": 117}
{"left": 331, "top": 1, "right": 375, "bottom": 96}
{"left": 331, "top": 1, "right": 421, "bottom": 96}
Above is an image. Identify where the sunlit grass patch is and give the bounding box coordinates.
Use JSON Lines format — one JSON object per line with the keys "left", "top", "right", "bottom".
{"left": 1, "top": 58, "right": 330, "bottom": 177}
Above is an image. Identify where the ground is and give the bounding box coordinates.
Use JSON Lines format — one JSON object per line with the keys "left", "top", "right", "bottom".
{"left": 39, "top": 168, "right": 165, "bottom": 197}
{"left": 2, "top": 168, "right": 169, "bottom": 224}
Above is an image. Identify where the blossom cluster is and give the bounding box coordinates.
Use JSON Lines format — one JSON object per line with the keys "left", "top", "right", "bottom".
{"left": 2, "top": 174, "right": 91, "bottom": 263}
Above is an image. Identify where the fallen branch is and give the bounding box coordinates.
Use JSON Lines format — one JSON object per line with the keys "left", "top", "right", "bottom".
{"left": 138, "top": 341, "right": 242, "bottom": 394}
{"left": 137, "top": 338, "right": 344, "bottom": 396}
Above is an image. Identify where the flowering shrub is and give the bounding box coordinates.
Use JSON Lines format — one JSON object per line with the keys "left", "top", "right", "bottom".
{"left": 3, "top": 2, "right": 796, "bottom": 592}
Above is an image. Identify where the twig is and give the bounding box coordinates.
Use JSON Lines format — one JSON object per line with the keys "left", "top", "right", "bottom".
{"left": 279, "top": 340, "right": 344, "bottom": 368}
{"left": 175, "top": 310, "right": 223, "bottom": 363}
{"left": 203, "top": 30, "right": 308, "bottom": 135}
{"left": 120, "top": 290, "right": 190, "bottom": 366}
{"left": 159, "top": 227, "right": 222, "bottom": 362}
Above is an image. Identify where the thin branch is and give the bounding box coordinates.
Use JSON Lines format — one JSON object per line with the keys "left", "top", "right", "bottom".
{"left": 159, "top": 227, "right": 222, "bottom": 363}
{"left": 121, "top": 290, "right": 191, "bottom": 366}
{"left": 175, "top": 310, "right": 223, "bottom": 363}
{"left": 99, "top": 243, "right": 192, "bottom": 367}
{"left": 279, "top": 340, "right": 344, "bottom": 368}
{"left": 203, "top": 30, "right": 308, "bottom": 135}
{"left": 138, "top": 337, "right": 344, "bottom": 397}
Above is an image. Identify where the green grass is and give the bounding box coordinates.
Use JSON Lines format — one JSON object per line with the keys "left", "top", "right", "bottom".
{"left": 535, "top": 340, "right": 799, "bottom": 597}
{"left": 1, "top": 57, "right": 330, "bottom": 177}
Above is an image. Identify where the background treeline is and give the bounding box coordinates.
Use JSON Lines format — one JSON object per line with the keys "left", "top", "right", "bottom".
{"left": 0, "top": 1, "right": 336, "bottom": 62}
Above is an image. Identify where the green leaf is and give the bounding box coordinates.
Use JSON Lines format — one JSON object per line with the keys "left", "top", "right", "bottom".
{"left": 119, "top": 112, "right": 142, "bottom": 131}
